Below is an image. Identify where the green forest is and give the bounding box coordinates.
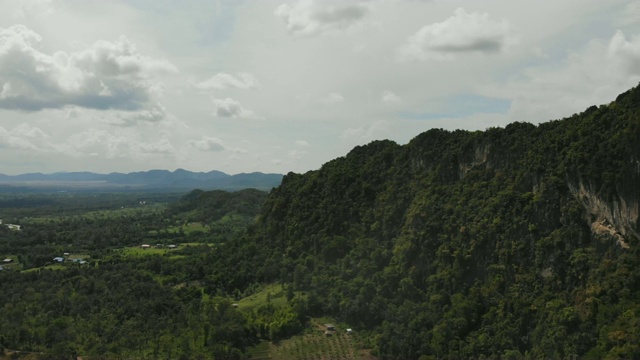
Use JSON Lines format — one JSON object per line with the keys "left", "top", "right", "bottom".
{"left": 1, "top": 84, "right": 640, "bottom": 359}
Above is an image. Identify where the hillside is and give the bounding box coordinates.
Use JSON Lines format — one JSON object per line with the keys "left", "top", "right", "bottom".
{"left": 249, "top": 85, "right": 640, "bottom": 358}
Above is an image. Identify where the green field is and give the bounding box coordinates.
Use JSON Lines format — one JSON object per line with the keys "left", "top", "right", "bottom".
{"left": 239, "top": 284, "right": 373, "bottom": 360}
{"left": 119, "top": 246, "right": 171, "bottom": 257}
{"left": 248, "top": 327, "right": 371, "bottom": 360}
{"left": 0, "top": 256, "right": 21, "bottom": 271}
{"left": 236, "top": 283, "right": 288, "bottom": 312}
{"left": 149, "top": 221, "right": 210, "bottom": 235}
{"left": 19, "top": 203, "right": 166, "bottom": 224}
{"left": 117, "top": 243, "right": 214, "bottom": 258}
{"left": 22, "top": 264, "right": 65, "bottom": 272}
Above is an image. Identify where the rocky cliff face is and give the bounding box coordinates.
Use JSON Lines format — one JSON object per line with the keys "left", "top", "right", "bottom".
{"left": 569, "top": 179, "right": 638, "bottom": 248}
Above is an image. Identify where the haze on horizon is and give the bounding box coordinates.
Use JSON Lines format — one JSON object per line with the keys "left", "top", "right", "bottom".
{"left": 1, "top": 0, "right": 639, "bottom": 176}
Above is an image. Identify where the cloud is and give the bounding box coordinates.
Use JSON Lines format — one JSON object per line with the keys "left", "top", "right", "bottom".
{"left": 59, "top": 129, "right": 126, "bottom": 158}
{"left": 211, "top": 97, "right": 254, "bottom": 118}
{"left": 288, "top": 149, "right": 306, "bottom": 160}
{"left": 109, "top": 105, "right": 167, "bottom": 127}
{"left": 11, "top": 0, "right": 55, "bottom": 19}
{"left": 397, "top": 8, "right": 516, "bottom": 61}
{"left": 381, "top": 90, "right": 402, "bottom": 105}
{"left": 195, "top": 72, "right": 260, "bottom": 90}
{"left": 341, "top": 120, "right": 389, "bottom": 145}
{"left": 189, "top": 136, "right": 226, "bottom": 151}
{"left": 319, "top": 92, "right": 344, "bottom": 104}
{"left": 480, "top": 30, "right": 640, "bottom": 123}
{"left": 617, "top": 2, "right": 640, "bottom": 26}
{"left": 275, "top": 0, "right": 370, "bottom": 36}
{"left": 608, "top": 30, "right": 640, "bottom": 76}
{"left": 0, "top": 25, "right": 177, "bottom": 112}
{"left": 0, "top": 124, "right": 49, "bottom": 151}
{"left": 60, "top": 104, "right": 167, "bottom": 127}
{"left": 135, "top": 137, "right": 175, "bottom": 155}
{"left": 57, "top": 129, "right": 176, "bottom": 159}
{"left": 295, "top": 140, "right": 309, "bottom": 146}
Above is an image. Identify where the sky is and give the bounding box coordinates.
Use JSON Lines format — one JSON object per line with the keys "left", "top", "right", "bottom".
{"left": 1, "top": 0, "right": 639, "bottom": 176}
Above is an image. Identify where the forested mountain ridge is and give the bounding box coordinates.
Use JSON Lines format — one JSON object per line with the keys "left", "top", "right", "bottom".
{"left": 251, "top": 85, "right": 640, "bottom": 358}
{"left": 0, "top": 169, "right": 283, "bottom": 191}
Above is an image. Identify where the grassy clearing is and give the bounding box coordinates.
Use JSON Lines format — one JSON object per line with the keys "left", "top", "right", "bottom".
{"left": 118, "top": 246, "right": 171, "bottom": 257}
{"left": 181, "top": 222, "right": 209, "bottom": 234}
{"left": 150, "top": 222, "right": 210, "bottom": 236}
{"left": 180, "top": 242, "right": 215, "bottom": 247}
{"left": 247, "top": 328, "right": 369, "bottom": 360}
{"left": 20, "top": 204, "right": 166, "bottom": 224}
{"left": 236, "top": 283, "right": 288, "bottom": 312}
{"left": 66, "top": 254, "right": 90, "bottom": 261}
{"left": 247, "top": 340, "right": 271, "bottom": 360}
{"left": 1, "top": 256, "right": 22, "bottom": 271}
{"left": 117, "top": 243, "right": 213, "bottom": 258}
{"left": 82, "top": 204, "right": 166, "bottom": 219}
{"left": 22, "top": 264, "right": 66, "bottom": 272}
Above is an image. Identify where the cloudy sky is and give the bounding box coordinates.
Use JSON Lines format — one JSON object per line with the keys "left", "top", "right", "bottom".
{"left": 1, "top": 0, "right": 639, "bottom": 175}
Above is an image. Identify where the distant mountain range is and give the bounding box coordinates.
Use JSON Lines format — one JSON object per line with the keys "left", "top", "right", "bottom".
{"left": 0, "top": 169, "right": 283, "bottom": 192}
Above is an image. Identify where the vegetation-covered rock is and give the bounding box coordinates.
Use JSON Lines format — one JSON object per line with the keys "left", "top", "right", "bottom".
{"left": 251, "top": 84, "right": 640, "bottom": 359}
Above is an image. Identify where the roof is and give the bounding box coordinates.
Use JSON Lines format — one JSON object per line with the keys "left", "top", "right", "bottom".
{"left": 3, "top": 258, "right": 12, "bottom": 263}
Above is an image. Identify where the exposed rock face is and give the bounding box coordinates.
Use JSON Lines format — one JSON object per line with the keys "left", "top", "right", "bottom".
{"left": 568, "top": 179, "right": 639, "bottom": 247}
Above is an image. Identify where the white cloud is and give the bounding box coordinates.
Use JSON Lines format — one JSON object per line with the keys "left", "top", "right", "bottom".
{"left": 135, "top": 137, "right": 174, "bottom": 155}
{"left": 319, "top": 92, "right": 344, "bottom": 104}
{"left": 189, "top": 136, "right": 226, "bottom": 151}
{"left": 288, "top": 149, "right": 306, "bottom": 160}
{"left": 481, "top": 30, "right": 640, "bottom": 123}
{"left": 110, "top": 105, "right": 167, "bottom": 127}
{"left": 295, "top": 140, "right": 309, "bottom": 146}
{"left": 617, "top": 2, "right": 640, "bottom": 26}
{"left": 195, "top": 72, "right": 260, "bottom": 90}
{"left": 0, "top": 124, "right": 48, "bottom": 150}
{"left": 57, "top": 128, "right": 176, "bottom": 160}
{"left": 59, "top": 129, "right": 126, "bottom": 158}
{"left": 0, "top": 25, "right": 177, "bottom": 112}
{"left": 11, "top": 0, "right": 55, "bottom": 19}
{"left": 381, "top": 90, "right": 402, "bottom": 105}
{"left": 11, "top": 123, "right": 49, "bottom": 138}
{"left": 397, "top": 8, "right": 516, "bottom": 61}
{"left": 59, "top": 105, "right": 167, "bottom": 127}
{"left": 608, "top": 30, "right": 640, "bottom": 76}
{"left": 211, "top": 97, "right": 255, "bottom": 118}
{"left": 341, "top": 120, "right": 389, "bottom": 145}
{"left": 275, "top": 0, "right": 370, "bottom": 37}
